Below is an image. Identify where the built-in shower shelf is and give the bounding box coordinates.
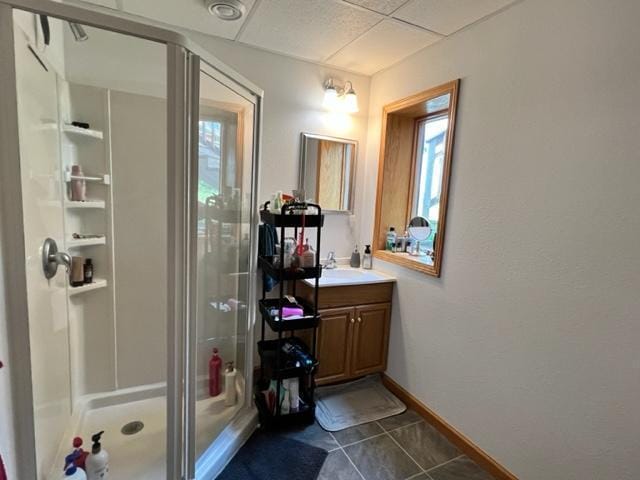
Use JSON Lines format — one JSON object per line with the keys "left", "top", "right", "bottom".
{"left": 62, "top": 124, "right": 104, "bottom": 140}
{"left": 64, "top": 171, "right": 111, "bottom": 185}
{"left": 68, "top": 278, "right": 108, "bottom": 296}
{"left": 67, "top": 237, "right": 106, "bottom": 248}
{"left": 65, "top": 200, "right": 106, "bottom": 209}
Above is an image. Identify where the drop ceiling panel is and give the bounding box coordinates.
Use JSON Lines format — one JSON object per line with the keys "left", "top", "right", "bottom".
{"left": 120, "top": 0, "right": 256, "bottom": 40}
{"left": 393, "top": 0, "right": 516, "bottom": 35}
{"left": 344, "top": 0, "right": 409, "bottom": 15}
{"left": 327, "top": 19, "right": 441, "bottom": 75}
{"left": 239, "top": 0, "right": 382, "bottom": 62}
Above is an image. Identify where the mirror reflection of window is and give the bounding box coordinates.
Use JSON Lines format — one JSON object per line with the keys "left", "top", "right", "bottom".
{"left": 301, "top": 134, "right": 357, "bottom": 213}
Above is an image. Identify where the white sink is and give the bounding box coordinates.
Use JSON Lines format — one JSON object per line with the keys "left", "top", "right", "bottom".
{"left": 303, "top": 267, "right": 396, "bottom": 288}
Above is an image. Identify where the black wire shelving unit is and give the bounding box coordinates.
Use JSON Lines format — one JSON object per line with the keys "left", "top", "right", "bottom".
{"left": 255, "top": 201, "right": 323, "bottom": 428}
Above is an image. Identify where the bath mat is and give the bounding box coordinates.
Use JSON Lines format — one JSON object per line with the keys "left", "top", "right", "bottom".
{"left": 315, "top": 375, "right": 406, "bottom": 432}
{"left": 217, "top": 431, "right": 328, "bottom": 480}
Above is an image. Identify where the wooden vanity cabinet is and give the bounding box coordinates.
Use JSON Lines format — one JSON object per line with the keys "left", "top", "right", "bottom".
{"left": 297, "top": 281, "right": 393, "bottom": 386}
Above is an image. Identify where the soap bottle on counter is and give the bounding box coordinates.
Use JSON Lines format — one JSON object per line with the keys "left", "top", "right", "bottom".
{"left": 350, "top": 245, "right": 361, "bottom": 268}
{"left": 362, "top": 245, "right": 373, "bottom": 269}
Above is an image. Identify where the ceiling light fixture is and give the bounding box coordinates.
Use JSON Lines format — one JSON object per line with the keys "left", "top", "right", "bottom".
{"left": 323, "top": 78, "right": 359, "bottom": 113}
{"left": 206, "top": 0, "right": 246, "bottom": 21}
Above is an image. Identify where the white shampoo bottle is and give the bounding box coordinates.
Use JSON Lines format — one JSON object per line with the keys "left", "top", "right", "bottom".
{"left": 224, "top": 362, "right": 237, "bottom": 407}
{"left": 85, "top": 431, "right": 109, "bottom": 480}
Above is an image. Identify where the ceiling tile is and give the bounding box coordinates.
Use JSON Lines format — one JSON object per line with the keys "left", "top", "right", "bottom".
{"left": 393, "top": 0, "right": 516, "bottom": 35}
{"left": 120, "top": 0, "right": 256, "bottom": 40}
{"left": 344, "top": 0, "right": 408, "bottom": 15}
{"left": 239, "top": 0, "right": 382, "bottom": 62}
{"left": 327, "top": 19, "right": 441, "bottom": 75}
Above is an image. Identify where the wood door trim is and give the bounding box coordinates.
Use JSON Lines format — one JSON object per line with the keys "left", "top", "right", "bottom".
{"left": 381, "top": 374, "right": 519, "bottom": 480}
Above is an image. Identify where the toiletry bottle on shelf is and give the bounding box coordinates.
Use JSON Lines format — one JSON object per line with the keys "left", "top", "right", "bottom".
{"left": 350, "top": 245, "right": 361, "bottom": 268}
{"left": 363, "top": 245, "right": 373, "bottom": 269}
{"left": 386, "top": 227, "right": 397, "bottom": 252}
{"left": 281, "top": 379, "right": 290, "bottom": 414}
{"left": 83, "top": 259, "right": 93, "bottom": 284}
{"left": 70, "top": 165, "right": 86, "bottom": 202}
{"left": 209, "top": 348, "right": 222, "bottom": 397}
{"left": 289, "top": 378, "right": 300, "bottom": 412}
{"left": 301, "top": 238, "right": 315, "bottom": 268}
{"left": 224, "top": 361, "right": 237, "bottom": 407}
{"left": 70, "top": 256, "right": 85, "bottom": 287}
{"left": 85, "top": 431, "right": 109, "bottom": 480}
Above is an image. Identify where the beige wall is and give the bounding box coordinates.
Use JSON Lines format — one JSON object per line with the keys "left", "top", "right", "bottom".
{"left": 362, "top": 1, "right": 640, "bottom": 479}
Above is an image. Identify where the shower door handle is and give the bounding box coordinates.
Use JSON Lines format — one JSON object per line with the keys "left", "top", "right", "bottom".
{"left": 42, "top": 237, "right": 71, "bottom": 279}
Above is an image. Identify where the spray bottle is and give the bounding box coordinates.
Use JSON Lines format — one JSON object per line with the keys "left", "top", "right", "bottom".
{"left": 85, "top": 431, "right": 109, "bottom": 480}
{"left": 61, "top": 452, "right": 87, "bottom": 480}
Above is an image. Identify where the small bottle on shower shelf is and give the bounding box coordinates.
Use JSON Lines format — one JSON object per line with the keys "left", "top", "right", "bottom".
{"left": 70, "top": 165, "right": 86, "bottom": 202}
{"left": 83, "top": 259, "right": 93, "bottom": 284}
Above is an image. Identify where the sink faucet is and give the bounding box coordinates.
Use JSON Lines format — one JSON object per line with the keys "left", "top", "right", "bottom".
{"left": 324, "top": 251, "right": 337, "bottom": 269}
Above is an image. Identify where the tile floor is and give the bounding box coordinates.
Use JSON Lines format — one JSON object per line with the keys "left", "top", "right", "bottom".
{"left": 282, "top": 409, "right": 494, "bottom": 480}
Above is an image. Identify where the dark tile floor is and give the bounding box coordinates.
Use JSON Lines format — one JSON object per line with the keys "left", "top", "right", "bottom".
{"left": 282, "top": 409, "right": 495, "bottom": 480}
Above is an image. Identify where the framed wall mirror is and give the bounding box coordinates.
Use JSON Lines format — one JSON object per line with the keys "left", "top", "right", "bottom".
{"left": 299, "top": 133, "right": 357, "bottom": 213}
{"left": 373, "top": 80, "right": 459, "bottom": 277}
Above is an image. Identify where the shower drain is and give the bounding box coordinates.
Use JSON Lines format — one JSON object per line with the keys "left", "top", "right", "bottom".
{"left": 121, "top": 420, "right": 144, "bottom": 436}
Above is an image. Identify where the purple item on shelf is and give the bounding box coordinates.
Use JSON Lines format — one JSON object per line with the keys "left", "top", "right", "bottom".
{"left": 282, "top": 306, "right": 304, "bottom": 318}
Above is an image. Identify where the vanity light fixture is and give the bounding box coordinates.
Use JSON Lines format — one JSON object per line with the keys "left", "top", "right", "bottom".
{"left": 323, "top": 78, "right": 359, "bottom": 113}
{"left": 206, "top": 0, "right": 246, "bottom": 21}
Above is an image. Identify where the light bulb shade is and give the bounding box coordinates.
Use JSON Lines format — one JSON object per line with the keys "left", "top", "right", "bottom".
{"left": 344, "top": 90, "right": 359, "bottom": 113}
{"left": 323, "top": 86, "right": 339, "bottom": 110}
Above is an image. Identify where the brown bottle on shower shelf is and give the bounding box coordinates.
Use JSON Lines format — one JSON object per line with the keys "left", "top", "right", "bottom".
{"left": 71, "top": 256, "right": 84, "bottom": 287}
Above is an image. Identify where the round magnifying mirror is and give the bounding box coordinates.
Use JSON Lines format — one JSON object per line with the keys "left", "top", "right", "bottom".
{"left": 407, "top": 216, "right": 431, "bottom": 256}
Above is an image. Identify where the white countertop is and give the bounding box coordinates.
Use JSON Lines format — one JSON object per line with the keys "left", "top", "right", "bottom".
{"left": 303, "top": 267, "right": 396, "bottom": 288}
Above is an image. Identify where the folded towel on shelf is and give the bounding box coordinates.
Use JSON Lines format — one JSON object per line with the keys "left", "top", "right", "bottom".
{"left": 282, "top": 306, "right": 304, "bottom": 318}
{"left": 258, "top": 223, "right": 279, "bottom": 292}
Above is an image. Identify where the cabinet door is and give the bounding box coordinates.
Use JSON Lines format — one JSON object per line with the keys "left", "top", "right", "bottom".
{"left": 351, "top": 303, "right": 391, "bottom": 377}
{"left": 315, "top": 307, "right": 354, "bottom": 385}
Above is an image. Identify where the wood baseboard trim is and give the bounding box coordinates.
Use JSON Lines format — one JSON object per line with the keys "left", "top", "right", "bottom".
{"left": 381, "top": 374, "right": 518, "bottom": 480}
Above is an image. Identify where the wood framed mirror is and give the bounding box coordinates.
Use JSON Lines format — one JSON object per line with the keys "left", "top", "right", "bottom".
{"left": 372, "top": 80, "right": 459, "bottom": 277}
{"left": 299, "top": 133, "right": 357, "bottom": 214}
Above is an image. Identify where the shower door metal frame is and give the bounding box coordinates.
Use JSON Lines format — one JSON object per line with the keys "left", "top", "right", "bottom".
{"left": 0, "top": 1, "right": 263, "bottom": 479}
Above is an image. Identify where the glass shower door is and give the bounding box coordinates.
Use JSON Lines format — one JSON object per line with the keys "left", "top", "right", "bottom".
{"left": 187, "top": 59, "right": 257, "bottom": 478}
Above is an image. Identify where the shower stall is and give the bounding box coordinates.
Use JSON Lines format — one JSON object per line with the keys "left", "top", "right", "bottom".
{"left": 0, "top": 1, "right": 261, "bottom": 479}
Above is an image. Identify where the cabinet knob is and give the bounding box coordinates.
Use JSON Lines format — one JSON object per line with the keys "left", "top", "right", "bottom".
{"left": 357, "top": 317, "right": 362, "bottom": 323}
{"left": 350, "top": 317, "right": 355, "bottom": 324}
